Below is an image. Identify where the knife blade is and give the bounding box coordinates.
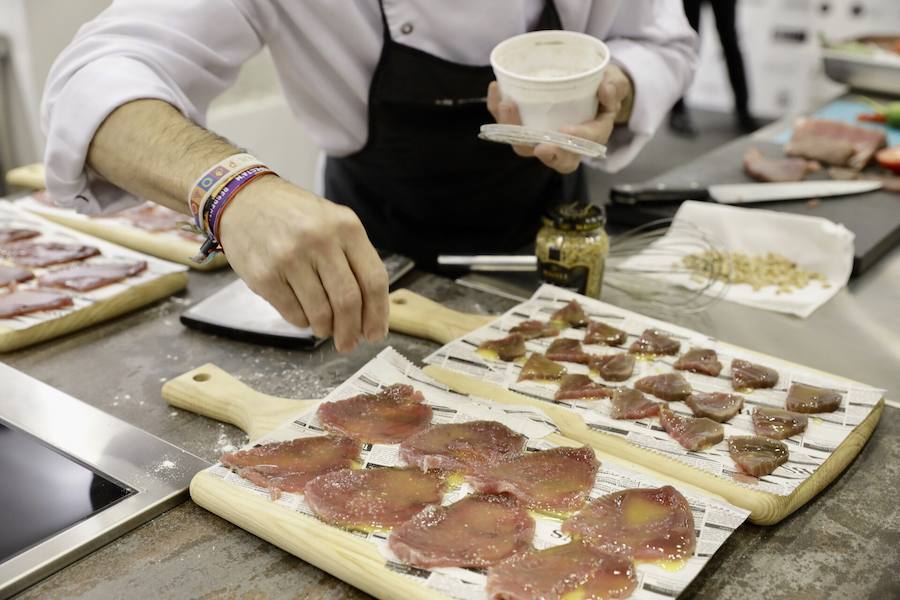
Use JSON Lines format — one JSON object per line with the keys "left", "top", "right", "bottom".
{"left": 610, "top": 179, "right": 883, "bottom": 205}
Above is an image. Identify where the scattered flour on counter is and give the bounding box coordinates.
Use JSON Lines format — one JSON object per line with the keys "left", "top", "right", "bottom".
{"left": 169, "top": 411, "right": 178, "bottom": 417}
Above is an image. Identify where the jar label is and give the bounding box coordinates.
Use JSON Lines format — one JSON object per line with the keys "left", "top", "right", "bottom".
{"left": 538, "top": 260, "right": 589, "bottom": 295}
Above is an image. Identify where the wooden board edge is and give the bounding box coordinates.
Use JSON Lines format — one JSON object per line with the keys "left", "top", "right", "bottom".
{"left": 25, "top": 208, "right": 228, "bottom": 271}
{"left": 0, "top": 271, "right": 188, "bottom": 353}
{"left": 423, "top": 365, "right": 884, "bottom": 525}
{"left": 190, "top": 470, "right": 449, "bottom": 600}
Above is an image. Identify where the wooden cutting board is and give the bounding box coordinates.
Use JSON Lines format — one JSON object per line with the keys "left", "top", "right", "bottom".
{"left": 162, "top": 362, "right": 734, "bottom": 600}
{"left": 6, "top": 164, "right": 227, "bottom": 271}
{"left": 385, "top": 289, "right": 884, "bottom": 525}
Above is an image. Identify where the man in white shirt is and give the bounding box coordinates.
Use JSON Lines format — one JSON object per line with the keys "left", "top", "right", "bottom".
{"left": 41, "top": 0, "right": 697, "bottom": 353}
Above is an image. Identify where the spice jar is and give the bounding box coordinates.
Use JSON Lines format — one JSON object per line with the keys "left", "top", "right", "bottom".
{"left": 535, "top": 202, "right": 608, "bottom": 298}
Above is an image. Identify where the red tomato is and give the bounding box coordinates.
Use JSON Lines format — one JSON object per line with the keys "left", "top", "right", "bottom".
{"left": 876, "top": 147, "right": 900, "bottom": 174}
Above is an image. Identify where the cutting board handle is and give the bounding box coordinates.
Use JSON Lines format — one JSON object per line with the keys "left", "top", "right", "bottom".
{"left": 388, "top": 288, "right": 494, "bottom": 345}
{"left": 162, "top": 363, "right": 312, "bottom": 441}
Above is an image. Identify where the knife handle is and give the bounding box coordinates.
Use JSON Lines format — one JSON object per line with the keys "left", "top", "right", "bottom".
{"left": 610, "top": 182, "right": 710, "bottom": 204}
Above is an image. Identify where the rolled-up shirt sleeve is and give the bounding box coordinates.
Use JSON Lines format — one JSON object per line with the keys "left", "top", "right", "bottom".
{"left": 587, "top": 1, "right": 698, "bottom": 172}
{"left": 41, "top": 0, "right": 264, "bottom": 213}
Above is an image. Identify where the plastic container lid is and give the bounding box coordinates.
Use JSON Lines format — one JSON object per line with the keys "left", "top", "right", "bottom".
{"left": 479, "top": 124, "right": 607, "bottom": 158}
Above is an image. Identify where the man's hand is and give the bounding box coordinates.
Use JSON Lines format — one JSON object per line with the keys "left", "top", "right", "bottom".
{"left": 486, "top": 64, "right": 634, "bottom": 174}
{"left": 218, "top": 176, "right": 390, "bottom": 352}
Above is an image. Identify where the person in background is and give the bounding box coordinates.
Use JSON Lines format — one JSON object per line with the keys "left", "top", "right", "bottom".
{"left": 670, "top": 0, "right": 759, "bottom": 136}
{"left": 42, "top": 1, "right": 697, "bottom": 353}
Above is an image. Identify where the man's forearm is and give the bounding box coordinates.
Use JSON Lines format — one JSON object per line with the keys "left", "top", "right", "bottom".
{"left": 87, "top": 99, "right": 239, "bottom": 214}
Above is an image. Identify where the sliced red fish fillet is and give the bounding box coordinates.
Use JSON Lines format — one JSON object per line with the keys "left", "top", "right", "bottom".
{"left": 316, "top": 384, "right": 432, "bottom": 444}
{"left": 659, "top": 406, "right": 724, "bottom": 451}
{"left": 0, "top": 264, "right": 34, "bottom": 287}
{"left": 611, "top": 388, "right": 660, "bottom": 420}
{"left": 518, "top": 353, "right": 566, "bottom": 382}
{"left": 545, "top": 338, "right": 591, "bottom": 364}
{"left": 785, "top": 118, "right": 886, "bottom": 169}
{"left": 554, "top": 374, "right": 613, "bottom": 401}
{"left": 752, "top": 406, "right": 808, "bottom": 439}
{"left": 0, "top": 289, "right": 73, "bottom": 318}
{"left": 510, "top": 319, "right": 560, "bottom": 340}
{"left": 388, "top": 494, "right": 535, "bottom": 569}
{"left": 731, "top": 359, "right": 778, "bottom": 390}
{"left": 110, "top": 203, "right": 187, "bottom": 232}
{"left": 39, "top": 260, "right": 147, "bottom": 292}
{"left": 589, "top": 353, "right": 635, "bottom": 382}
{"left": 220, "top": 435, "right": 361, "bottom": 500}
{"left": 478, "top": 332, "right": 526, "bottom": 361}
{"left": 728, "top": 436, "right": 788, "bottom": 477}
{"left": 785, "top": 383, "right": 843, "bottom": 413}
{"left": 629, "top": 328, "right": 680, "bottom": 356}
{"left": 486, "top": 541, "right": 636, "bottom": 600}
{"left": 685, "top": 392, "right": 744, "bottom": 422}
{"left": 634, "top": 372, "right": 691, "bottom": 402}
{"left": 583, "top": 321, "right": 627, "bottom": 346}
{"left": 399, "top": 420, "right": 527, "bottom": 474}
{"left": 304, "top": 467, "right": 445, "bottom": 530}
{"left": 1, "top": 241, "right": 101, "bottom": 267}
{"left": 562, "top": 485, "right": 696, "bottom": 562}
{"left": 550, "top": 299, "right": 589, "bottom": 328}
{"left": 467, "top": 446, "right": 599, "bottom": 514}
{"left": 674, "top": 348, "right": 723, "bottom": 377}
{"left": 743, "top": 147, "right": 819, "bottom": 182}
{"left": 0, "top": 228, "right": 40, "bottom": 244}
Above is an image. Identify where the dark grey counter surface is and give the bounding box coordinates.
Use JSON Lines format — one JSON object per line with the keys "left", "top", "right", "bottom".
{"left": 5, "top": 251, "right": 899, "bottom": 599}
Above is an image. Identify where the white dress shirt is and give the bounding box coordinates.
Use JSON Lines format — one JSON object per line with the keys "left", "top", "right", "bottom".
{"left": 41, "top": 0, "right": 698, "bottom": 213}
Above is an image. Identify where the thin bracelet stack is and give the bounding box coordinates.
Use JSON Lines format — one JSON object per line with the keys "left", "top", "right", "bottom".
{"left": 187, "top": 153, "right": 275, "bottom": 263}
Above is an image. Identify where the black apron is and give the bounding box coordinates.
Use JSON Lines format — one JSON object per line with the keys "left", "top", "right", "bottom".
{"left": 325, "top": 0, "right": 586, "bottom": 267}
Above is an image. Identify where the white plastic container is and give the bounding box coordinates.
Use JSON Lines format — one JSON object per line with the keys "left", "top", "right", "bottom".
{"left": 490, "top": 31, "right": 610, "bottom": 132}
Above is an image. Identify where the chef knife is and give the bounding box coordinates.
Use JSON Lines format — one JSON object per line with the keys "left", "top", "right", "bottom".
{"left": 610, "top": 179, "right": 883, "bottom": 205}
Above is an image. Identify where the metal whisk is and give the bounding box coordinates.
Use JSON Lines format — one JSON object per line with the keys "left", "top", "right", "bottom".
{"left": 603, "top": 218, "right": 731, "bottom": 314}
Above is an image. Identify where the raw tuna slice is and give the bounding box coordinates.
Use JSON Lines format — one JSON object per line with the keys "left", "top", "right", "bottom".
{"left": 752, "top": 406, "right": 808, "bottom": 439}
{"left": 0, "top": 264, "right": 34, "bottom": 287}
{"left": 674, "top": 348, "right": 723, "bottom": 377}
{"left": 1, "top": 241, "right": 100, "bottom": 267}
{"left": 39, "top": 260, "right": 147, "bottom": 292}
{"left": 728, "top": 436, "right": 788, "bottom": 477}
{"left": 111, "top": 203, "right": 187, "bottom": 232}
{"left": 518, "top": 353, "right": 566, "bottom": 382}
{"left": 731, "top": 359, "right": 778, "bottom": 390}
{"left": 589, "top": 353, "right": 635, "bottom": 382}
{"left": 629, "top": 329, "right": 680, "bottom": 356}
{"left": 611, "top": 388, "right": 660, "bottom": 420}
{"left": 583, "top": 321, "right": 627, "bottom": 346}
{"left": 467, "top": 446, "right": 599, "bottom": 514}
{"left": 550, "top": 299, "right": 589, "bottom": 328}
{"left": 742, "top": 147, "right": 819, "bottom": 182}
{"left": 634, "top": 373, "right": 692, "bottom": 402}
{"left": 554, "top": 374, "right": 613, "bottom": 401}
{"left": 0, "top": 289, "right": 73, "bottom": 318}
{"left": 785, "top": 118, "right": 886, "bottom": 169}
{"left": 659, "top": 406, "right": 724, "bottom": 451}
{"left": 510, "top": 319, "right": 560, "bottom": 340}
{"left": 785, "top": 383, "right": 843, "bottom": 413}
{"left": 316, "top": 384, "right": 432, "bottom": 444}
{"left": 562, "top": 485, "right": 696, "bottom": 562}
{"left": 486, "top": 541, "right": 636, "bottom": 600}
{"left": 478, "top": 333, "right": 526, "bottom": 362}
{"left": 303, "top": 467, "right": 445, "bottom": 530}
{"left": 545, "top": 338, "right": 591, "bottom": 364}
{"left": 388, "top": 494, "right": 535, "bottom": 569}
{"left": 399, "top": 420, "right": 526, "bottom": 474}
{"left": 684, "top": 392, "right": 744, "bottom": 422}
{"left": 0, "top": 227, "right": 40, "bottom": 244}
{"left": 220, "top": 435, "right": 361, "bottom": 500}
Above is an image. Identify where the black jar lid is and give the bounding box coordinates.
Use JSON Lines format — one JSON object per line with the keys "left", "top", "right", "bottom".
{"left": 542, "top": 202, "right": 606, "bottom": 232}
